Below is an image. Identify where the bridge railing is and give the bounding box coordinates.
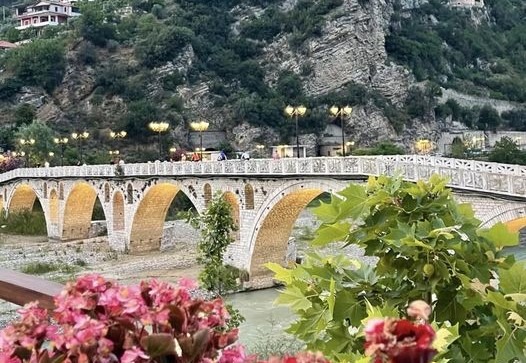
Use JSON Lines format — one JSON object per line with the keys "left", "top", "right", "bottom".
{"left": 2, "top": 155, "right": 526, "bottom": 197}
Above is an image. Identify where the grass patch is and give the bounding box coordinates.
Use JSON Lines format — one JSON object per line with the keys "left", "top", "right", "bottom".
{"left": 0, "top": 209, "right": 46, "bottom": 235}
{"left": 20, "top": 261, "right": 80, "bottom": 275}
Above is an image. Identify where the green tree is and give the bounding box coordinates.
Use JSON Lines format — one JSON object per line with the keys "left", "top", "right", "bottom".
{"left": 4, "top": 39, "right": 65, "bottom": 92}
{"left": 14, "top": 120, "right": 55, "bottom": 166}
{"left": 77, "top": 1, "right": 116, "bottom": 46}
{"left": 477, "top": 105, "right": 501, "bottom": 131}
{"left": 189, "top": 192, "right": 241, "bottom": 296}
{"left": 268, "top": 175, "right": 524, "bottom": 362}
{"left": 14, "top": 103, "right": 36, "bottom": 126}
{"left": 449, "top": 136, "right": 466, "bottom": 158}
{"left": 488, "top": 136, "right": 525, "bottom": 164}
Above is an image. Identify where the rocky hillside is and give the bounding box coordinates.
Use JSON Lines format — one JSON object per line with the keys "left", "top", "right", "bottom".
{"left": 0, "top": 0, "right": 524, "bottom": 161}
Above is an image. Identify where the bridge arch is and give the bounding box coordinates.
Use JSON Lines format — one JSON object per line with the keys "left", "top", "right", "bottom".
{"left": 222, "top": 191, "right": 240, "bottom": 241}
{"left": 0, "top": 194, "right": 4, "bottom": 217}
{"left": 7, "top": 184, "right": 39, "bottom": 214}
{"left": 247, "top": 179, "right": 345, "bottom": 279}
{"left": 49, "top": 189, "right": 59, "bottom": 224}
{"left": 62, "top": 182, "right": 104, "bottom": 240}
{"left": 129, "top": 182, "right": 198, "bottom": 253}
{"left": 245, "top": 183, "right": 254, "bottom": 210}
{"left": 113, "top": 191, "right": 125, "bottom": 231}
{"left": 480, "top": 204, "right": 526, "bottom": 232}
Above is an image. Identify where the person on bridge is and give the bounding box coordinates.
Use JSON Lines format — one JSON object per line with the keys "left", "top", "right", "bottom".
{"left": 217, "top": 150, "right": 227, "bottom": 161}
{"left": 191, "top": 152, "right": 201, "bottom": 162}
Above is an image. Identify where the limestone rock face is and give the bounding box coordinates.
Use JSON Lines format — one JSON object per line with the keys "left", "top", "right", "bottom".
{"left": 262, "top": 0, "right": 412, "bottom": 105}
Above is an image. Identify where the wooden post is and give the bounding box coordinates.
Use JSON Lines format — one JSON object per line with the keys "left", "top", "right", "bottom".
{"left": 0, "top": 268, "right": 63, "bottom": 310}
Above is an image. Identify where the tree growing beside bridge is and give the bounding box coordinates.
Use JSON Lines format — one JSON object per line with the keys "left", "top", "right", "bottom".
{"left": 268, "top": 174, "right": 526, "bottom": 362}
{"left": 189, "top": 192, "right": 242, "bottom": 297}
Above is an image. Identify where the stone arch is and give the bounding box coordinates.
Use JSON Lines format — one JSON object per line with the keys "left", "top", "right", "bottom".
{"left": 59, "top": 183, "right": 64, "bottom": 200}
{"left": 7, "top": 184, "right": 38, "bottom": 213}
{"left": 49, "top": 189, "right": 59, "bottom": 224}
{"left": 0, "top": 194, "right": 4, "bottom": 218}
{"left": 480, "top": 205, "right": 526, "bottom": 232}
{"left": 222, "top": 191, "right": 240, "bottom": 241}
{"left": 104, "top": 183, "right": 111, "bottom": 203}
{"left": 127, "top": 184, "right": 134, "bottom": 204}
{"left": 245, "top": 183, "right": 254, "bottom": 210}
{"left": 247, "top": 179, "right": 344, "bottom": 280}
{"left": 204, "top": 183, "right": 212, "bottom": 207}
{"left": 113, "top": 191, "right": 125, "bottom": 231}
{"left": 62, "top": 182, "right": 101, "bottom": 240}
{"left": 129, "top": 183, "right": 197, "bottom": 253}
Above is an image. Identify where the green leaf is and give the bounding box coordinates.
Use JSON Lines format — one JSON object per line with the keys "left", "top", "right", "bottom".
{"left": 265, "top": 262, "right": 293, "bottom": 284}
{"left": 327, "top": 277, "right": 336, "bottom": 317}
{"left": 275, "top": 285, "right": 312, "bottom": 312}
{"left": 499, "top": 261, "right": 526, "bottom": 294}
{"left": 335, "top": 184, "right": 369, "bottom": 220}
{"left": 432, "top": 323, "right": 459, "bottom": 353}
{"left": 477, "top": 222, "right": 519, "bottom": 248}
{"left": 312, "top": 221, "right": 351, "bottom": 247}
{"left": 495, "top": 327, "right": 526, "bottom": 363}
{"left": 487, "top": 291, "right": 516, "bottom": 310}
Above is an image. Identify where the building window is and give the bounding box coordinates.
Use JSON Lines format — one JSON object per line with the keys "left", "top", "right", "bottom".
{"left": 55, "top": 6, "right": 58, "bottom": 11}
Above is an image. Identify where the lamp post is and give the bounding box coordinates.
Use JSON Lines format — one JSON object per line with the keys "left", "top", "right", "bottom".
{"left": 284, "top": 105, "right": 307, "bottom": 158}
{"left": 329, "top": 105, "right": 353, "bottom": 157}
{"left": 54, "top": 137, "right": 68, "bottom": 166}
{"left": 345, "top": 141, "right": 355, "bottom": 155}
{"left": 19, "top": 138, "right": 35, "bottom": 167}
{"left": 256, "top": 144, "right": 265, "bottom": 158}
{"left": 71, "top": 131, "right": 89, "bottom": 164}
{"left": 148, "top": 122, "right": 169, "bottom": 160}
{"left": 190, "top": 121, "right": 209, "bottom": 161}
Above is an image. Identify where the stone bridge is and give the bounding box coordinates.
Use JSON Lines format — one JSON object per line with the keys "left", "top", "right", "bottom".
{"left": 1, "top": 155, "right": 526, "bottom": 285}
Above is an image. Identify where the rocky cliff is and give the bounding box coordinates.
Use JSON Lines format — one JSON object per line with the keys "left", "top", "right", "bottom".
{"left": 0, "top": 0, "right": 522, "bottom": 157}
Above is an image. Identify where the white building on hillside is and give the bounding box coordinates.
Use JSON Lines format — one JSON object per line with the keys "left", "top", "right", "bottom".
{"left": 449, "top": 0, "right": 484, "bottom": 8}
{"left": 14, "top": 0, "right": 81, "bottom": 30}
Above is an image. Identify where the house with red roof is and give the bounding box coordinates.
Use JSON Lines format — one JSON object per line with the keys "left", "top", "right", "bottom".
{"left": 0, "top": 41, "right": 17, "bottom": 50}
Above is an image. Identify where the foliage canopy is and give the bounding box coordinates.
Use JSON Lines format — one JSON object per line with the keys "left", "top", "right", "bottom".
{"left": 268, "top": 175, "right": 526, "bottom": 362}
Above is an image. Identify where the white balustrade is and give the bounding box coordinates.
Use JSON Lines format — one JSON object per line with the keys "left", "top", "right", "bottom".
{"left": 2, "top": 155, "right": 526, "bottom": 198}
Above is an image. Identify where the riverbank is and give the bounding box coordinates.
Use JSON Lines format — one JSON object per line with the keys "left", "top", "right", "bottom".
{"left": 0, "top": 234, "right": 202, "bottom": 327}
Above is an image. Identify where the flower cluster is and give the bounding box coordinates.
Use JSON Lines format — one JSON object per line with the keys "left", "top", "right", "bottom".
{"left": 0, "top": 274, "right": 239, "bottom": 363}
{"left": 364, "top": 300, "right": 436, "bottom": 363}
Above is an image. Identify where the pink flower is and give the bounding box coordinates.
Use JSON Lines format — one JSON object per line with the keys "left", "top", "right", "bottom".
{"left": 121, "top": 346, "right": 149, "bottom": 363}
{"left": 218, "top": 344, "right": 246, "bottom": 363}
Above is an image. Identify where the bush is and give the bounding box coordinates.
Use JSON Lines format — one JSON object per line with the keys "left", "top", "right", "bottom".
{"left": 4, "top": 39, "right": 66, "bottom": 92}
{"left": 0, "top": 209, "right": 46, "bottom": 235}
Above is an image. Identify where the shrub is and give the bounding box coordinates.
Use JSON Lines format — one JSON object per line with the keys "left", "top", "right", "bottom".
{"left": 4, "top": 39, "right": 66, "bottom": 92}
{"left": 0, "top": 209, "right": 46, "bottom": 235}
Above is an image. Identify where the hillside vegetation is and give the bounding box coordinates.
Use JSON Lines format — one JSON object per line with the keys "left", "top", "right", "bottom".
{"left": 0, "top": 0, "right": 525, "bottom": 160}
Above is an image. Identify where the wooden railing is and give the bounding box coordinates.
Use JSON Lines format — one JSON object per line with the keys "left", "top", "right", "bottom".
{"left": 0, "top": 268, "right": 63, "bottom": 309}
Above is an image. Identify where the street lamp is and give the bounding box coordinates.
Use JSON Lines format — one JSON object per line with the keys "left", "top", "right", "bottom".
{"left": 345, "top": 141, "right": 355, "bottom": 155}
{"left": 329, "top": 105, "right": 353, "bottom": 157}
{"left": 148, "top": 121, "right": 169, "bottom": 160}
{"left": 190, "top": 121, "right": 209, "bottom": 161}
{"left": 19, "top": 138, "right": 35, "bottom": 167}
{"left": 284, "top": 105, "right": 307, "bottom": 158}
{"left": 54, "top": 137, "right": 68, "bottom": 166}
{"left": 71, "top": 131, "right": 89, "bottom": 164}
{"left": 110, "top": 130, "right": 127, "bottom": 139}
{"left": 256, "top": 144, "right": 265, "bottom": 158}
{"left": 415, "top": 139, "right": 432, "bottom": 155}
